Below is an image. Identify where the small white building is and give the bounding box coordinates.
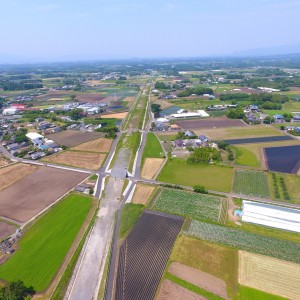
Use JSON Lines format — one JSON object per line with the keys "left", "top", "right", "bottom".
{"left": 2, "top": 108, "right": 17, "bottom": 115}
{"left": 26, "top": 132, "right": 44, "bottom": 141}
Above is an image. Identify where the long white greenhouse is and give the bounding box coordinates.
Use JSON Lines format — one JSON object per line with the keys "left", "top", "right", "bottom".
{"left": 242, "top": 200, "right": 300, "bottom": 233}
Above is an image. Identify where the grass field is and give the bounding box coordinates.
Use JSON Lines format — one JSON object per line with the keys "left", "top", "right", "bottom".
{"left": 0, "top": 194, "right": 92, "bottom": 291}
{"left": 157, "top": 158, "right": 233, "bottom": 192}
{"left": 142, "top": 132, "right": 164, "bottom": 165}
{"left": 238, "top": 286, "right": 288, "bottom": 300}
{"left": 119, "top": 203, "right": 144, "bottom": 239}
{"left": 233, "top": 146, "right": 261, "bottom": 168}
{"left": 152, "top": 189, "right": 222, "bottom": 222}
{"left": 168, "top": 236, "right": 238, "bottom": 298}
{"left": 233, "top": 169, "right": 270, "bottom": 198}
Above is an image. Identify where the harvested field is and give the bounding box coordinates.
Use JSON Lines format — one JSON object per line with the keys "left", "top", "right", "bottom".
{"left": 35, "top": 91, "right": 71, "bottom": 101}
{"left": 0, "top": 222, "right": 17, "bottom": 241}
{"left": 71, "top": 138, "right": 112, "bottom": 153}
{"left": 101, "top": 112, "right": 128, "bottom": 119}
{"left": 132, "top": 184, "right": 155, "bottom": 205}
{"left": 44, "top": 151, "right": 105, "bottom": 170}
{"left": 48, "top": 130, "right": 103, "bottom": 147}
{"left": 175, "top": 117, "right": 246, "bottom": 130}
{"left": 76, "top": 93, "right": 106, "bottom": 103}
{"left": 169, "top": 262, "right": 229, "bottom": 299}
{"left": 156, "top": 280, "right": 206, "bottom": 300}
{"left": 141, "top": 158, "right": 164, "bottom": 179}
{"left": 0, "top": 167, "right": 87, "bottom": 223}
{"left": 115, "top": 210, "right": 183, "bottom": 300}
{"left": 238, "top": 251, "right": 300, "bottom": 300}
{"left": 0, "top": 155, "right": 11, "bottom": 168}
{"left": 264, "top": 145, "right": 300, "bottom": 174}
{"left": 0, "top": 164, "right": 39, "bottom": 192}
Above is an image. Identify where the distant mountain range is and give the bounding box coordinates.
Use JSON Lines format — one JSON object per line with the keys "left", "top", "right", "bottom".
{"left": 231, "top": 43, "right": 300, "bottom": 57}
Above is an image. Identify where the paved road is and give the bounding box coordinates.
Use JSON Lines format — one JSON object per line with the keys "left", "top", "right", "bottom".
{"left": 66, "top": 177, "right": 124, "bottom": 300}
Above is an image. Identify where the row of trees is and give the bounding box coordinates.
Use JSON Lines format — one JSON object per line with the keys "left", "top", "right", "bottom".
{"left": 0, "top": 80, "right": 43, "bottom": 91}
{"left": 177, "top": 86, "right": 213, "bottom": 97}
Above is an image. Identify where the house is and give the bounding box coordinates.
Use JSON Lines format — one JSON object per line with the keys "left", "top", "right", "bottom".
{"left": 35, "top": 118, "right": 44, "bottom": 123}
{"left": 184, "top": 131, "right": 195, "bottom": 137}
{"left": 75, "top": 184, "right": 91, "bottom": 194}
{"left": 293, "top": 115, "right": 300, "bottom": 121}
{"left": 7, "top": 143, "right": 19, "bottom": 151}
{"left": 285, "top": 126, "right": 295, "bottom": 131}
{"left": 198, "top": 135, "right": 209, "bottom": 142}
{"left": 26, "top": 132, "right": 44, "bottom": 141}
{"left": 172, "top": 140, "right": 184, "bottom": 148}
{"left": 2, "top": 108, "right": 17, "bottom": 115}
{"left": 51, "top": 126, "right": 61, "bottom": 133}
{"left": 249, "top": 105, "right": 258, "bottom": 111}
{"left": 30, "top": 152, "right": 45, "bottom": 160}
{"left": 273, "top": 114, "right": 284, "bottom": 120}
{"left": 295, "top": 127, "right": 300, "bottom": 133}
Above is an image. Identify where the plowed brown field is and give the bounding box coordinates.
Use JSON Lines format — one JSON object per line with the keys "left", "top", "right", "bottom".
{"left": 71, "top": 138, "right": 112, "bottom": 153}
{"left": 156, "top": 280, "right": 206, "bottom": 300}
{"left": 0, "top": 164, "right": 39, "bottom": 192}
{"left": 44, "top": 151, "right": 105, "bottom": 170}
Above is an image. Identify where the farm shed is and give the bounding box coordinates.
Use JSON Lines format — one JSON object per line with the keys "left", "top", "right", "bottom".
{"left": 242, "top": 200, "right": 300, "bottom": 233}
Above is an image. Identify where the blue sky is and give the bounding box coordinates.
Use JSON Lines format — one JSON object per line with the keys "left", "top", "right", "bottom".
{"left": 1, "top": 0, "right": 300, "bottom": 62}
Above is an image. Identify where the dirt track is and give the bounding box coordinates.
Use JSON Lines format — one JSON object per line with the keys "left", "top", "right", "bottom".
{"left": 0, "top": 167, "right": 87, "bottom": 223}
{"left": 156, "top": 280, "right": 206, "bottom": 300}
{"left": 0, "top": 222, "right": 17, "bottom": 241}
{"left": 48, "top": 131, "right": 103, "bottom": 147}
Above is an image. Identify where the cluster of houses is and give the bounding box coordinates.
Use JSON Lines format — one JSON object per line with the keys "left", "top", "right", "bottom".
{"left": 34, "top": 118, "right": 62, "bottom": 135}
{"left": 172, "top": 132, "right": 217, "bottom": 150}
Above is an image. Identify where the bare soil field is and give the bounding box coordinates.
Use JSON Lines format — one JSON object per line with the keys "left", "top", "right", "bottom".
{"left": 101, "top": 112, "right": 128, "bottom": 119}
{"left": 156, "top": 280, "right": 206, "bottom": 300}
{"left": 175, "top": 117, "right": 246, "bottom": 130}
{"left": 44, "top": 151, "right": 106, "bottom": 170}
{"left": 169, "top": 262, "right": 229, "bottom": 299}
{"left": 35, "top": 91, "right": 72, "bottom": 101}
{"left": 71, "top": 138, "right": 112, "bottom": 153}
{"left": 153, "top": 99, "right": 173, "bottom": 109}
{"left": 0, "top": 222, "right": 17, "bottom": 241}
{"left": 76, "top": 93, "right": 106, "bottom": 103}
{"left": 141, "top": 158, "right": 165, "bottom": 179}
{"left": 0, "top": 155, "right": 12, "bottom": 168}
{"left": 132, "top": 184, "right": 155, "bottom": 205}
{"left": 0, "top": 164, "right": 39, "bottom": 192}
{"left": 48, "top": 130, "right": 103, "bottom": 147}
{"left": 0, "top": 166, "right": 87, "bottom": 223}
{"left": 238, "top": 251, "right": 300, "bottom": 300}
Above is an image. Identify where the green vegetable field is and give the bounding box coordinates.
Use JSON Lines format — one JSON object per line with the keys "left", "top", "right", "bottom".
{"left": 152, "top": 189, "right": 223, "bottom": 222}
{"left": 233, "top": 169, "right": 270, "bottom": 198}
{"left": 186, "top": 220, "right": 300, "bottom": 263}
{"left": 0, "top": 193, "right": 92, "bottom": 291}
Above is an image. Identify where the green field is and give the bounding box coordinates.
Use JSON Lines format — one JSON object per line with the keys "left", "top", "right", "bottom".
{"left": 238, "top": 286, "right": 288, "bottom": 300}
{"left": 0, "top": 194, "right": 92, "bottom": 291}
{"left": 142, "top": 132, "right": 164, "bottom": 166}
{"left": 233, "top": 169, "right": 270, "bottom": 198}
{"left": 169, "top": 236, "right": 238, "bottom": 298}
{"left": 119, "top": 203, "right": 144, "bottom": 239}
{"left": 233, "top": 146, "right": 260, "bottom": 168}
{"left": 152, "top": 189, "right": 222, "bottom": 222}
{"left": 187, "top": 221, "right": 300, "bottom": 263}
{"left": 157, "top": 158, "right": 233, "bottom": 192}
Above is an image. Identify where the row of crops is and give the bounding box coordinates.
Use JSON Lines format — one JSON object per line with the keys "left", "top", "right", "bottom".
{"left": 152, "top": 189, "right": 222, "bottom": 222}
{"left": 271, "top": 173, "right": 291, "bottom": 201}
{"left": 233, "top": 169, "right": 270, "bottom": 198}
{"left": 186, "top": 220, "right": 300, "bottom": 264}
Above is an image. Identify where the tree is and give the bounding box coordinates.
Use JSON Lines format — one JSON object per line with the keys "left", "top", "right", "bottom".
{"left": 226, "top": 108, "right": 245, "bottom": 119}
{"left": 68, "top": 108, "right": 84, "bottom": 121}
{"left": 193, "top": 185, "right": 208, "bottom": 194}
{"left": 151, "top": 104, "right": 161, "bottom": 113}
{"left": 0, "top": 280, "right": 34, "bottom": 300}
{"left": 187, "top": 147, "right": 221, "bottom": 165}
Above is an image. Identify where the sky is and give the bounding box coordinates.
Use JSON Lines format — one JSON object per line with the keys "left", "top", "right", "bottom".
{"left": 1, "top": 0, "right": 300, "bottom": 62}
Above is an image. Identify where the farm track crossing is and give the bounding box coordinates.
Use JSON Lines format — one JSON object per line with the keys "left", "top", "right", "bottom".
{"left": 224, "top": 135, "right": 293, "bottom": 144}
{"left": 115, "top": 210, "right": 183, "bottom": 300}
